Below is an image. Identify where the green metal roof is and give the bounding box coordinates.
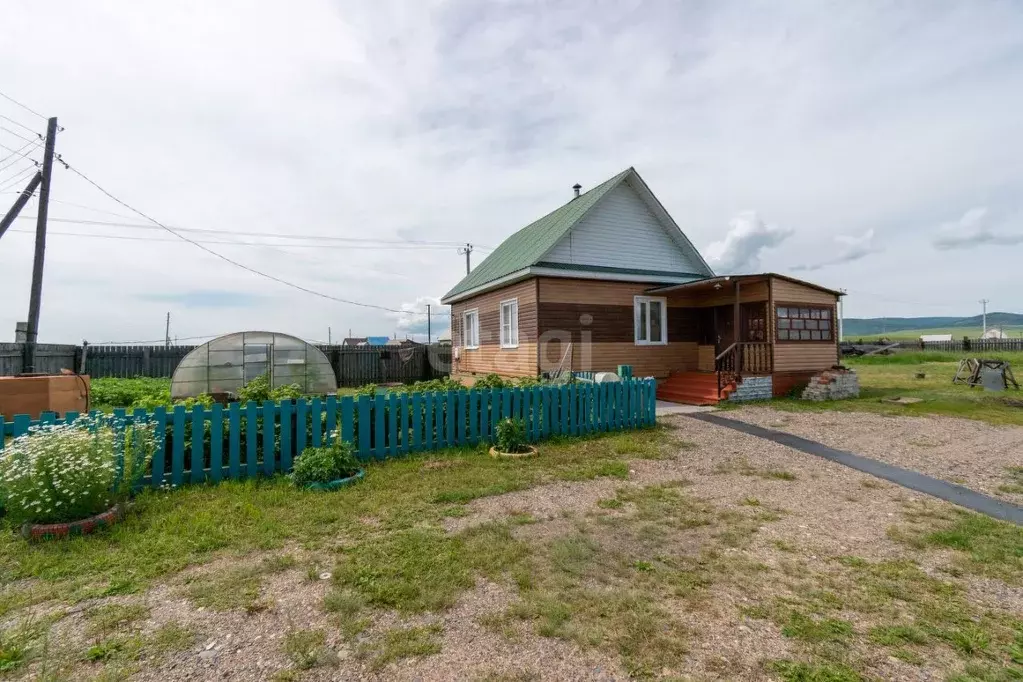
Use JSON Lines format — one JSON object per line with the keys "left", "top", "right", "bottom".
{"left": 441, "top": 168, "right": 633, "bottom": 301}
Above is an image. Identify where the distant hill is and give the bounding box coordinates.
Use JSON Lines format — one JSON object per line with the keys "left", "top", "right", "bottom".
{"left": 843, "top": 313, "right": 1023, "bottom": 337}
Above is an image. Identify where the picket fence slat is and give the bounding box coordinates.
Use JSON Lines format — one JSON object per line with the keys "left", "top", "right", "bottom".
{"left": 210, "top": 404, "right": 223, "bottom": 483}
{"left": 4, "top": 377, "right": 656, "bottom": 491}
{"left": 246, "top": 401, "right": 258, "bottom": 479}
{"left": 171, "top": 406, "right": 185, "bottom": 486}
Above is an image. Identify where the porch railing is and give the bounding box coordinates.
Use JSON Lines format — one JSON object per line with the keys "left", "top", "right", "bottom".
{"left": 739, "top": 342, "right": 772, "bottom": 375}
{"left": 715, "top": 342, "right": 773, "bottom": 397}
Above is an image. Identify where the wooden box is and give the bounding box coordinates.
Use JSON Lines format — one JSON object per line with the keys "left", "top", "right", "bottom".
{"left": 0, "top": 374, "right": 90, "bottom": 420}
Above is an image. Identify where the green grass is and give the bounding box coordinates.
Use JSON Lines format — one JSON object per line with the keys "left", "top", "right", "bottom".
{"left": 780, "top": 611, "right": 854, "bottom": 643}
{"left": 282, "top": 628, "right": 336, "bottom": 670}
{"left": 767, "top": 659, "right": 864, "bottom": 681}
{"left": 999, "top": 467, "right": 1023, "bottom": 496}
{"left": 766, "top": 354, "right": 1023, "bottom": 425}
{"left": 85, "top": 603, "right": 150, "bottom": 637}
{"left": 360, "top": 624, "right": 442, "bottom": 671}
{"left": 740, "top": 504, "right": 1023, "bottom": 679}
{"left": 892, "top": 506, "right": 1023, "bottom": 585}
{"left": 0, "top": 429, "right": 662, "bottom": 605}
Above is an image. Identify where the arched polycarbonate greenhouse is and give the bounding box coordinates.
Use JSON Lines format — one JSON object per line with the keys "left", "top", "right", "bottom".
{"left": 170, "top": 331, "right": 337, "bottom": 399}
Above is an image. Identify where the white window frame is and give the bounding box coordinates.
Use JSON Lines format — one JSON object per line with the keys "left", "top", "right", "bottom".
{"left": 634, "top": 296, "right": 668, "bottom": 346}
{"left": 500, "top": 298, "right": 519, "bottom": 349}
{"left": 462, "top": 308, "right": 480, "bottom": 350}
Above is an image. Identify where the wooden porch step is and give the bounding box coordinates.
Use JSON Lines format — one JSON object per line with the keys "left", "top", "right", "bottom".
{"left": 656, "top": 372, "right": 736, "bottom": 406}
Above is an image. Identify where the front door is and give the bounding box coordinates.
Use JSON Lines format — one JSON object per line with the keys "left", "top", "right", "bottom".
{"left": 714, "top": 306, "right": 735, "bottom": 354}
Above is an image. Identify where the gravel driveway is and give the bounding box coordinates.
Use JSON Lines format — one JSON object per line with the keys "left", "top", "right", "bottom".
{"left": 725, "top": 406, "right": 1023, "bottom": 505}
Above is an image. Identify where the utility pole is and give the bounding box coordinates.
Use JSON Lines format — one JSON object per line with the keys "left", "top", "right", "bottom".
{"left": 23, "top": 116, "right": 58, "bottom": 374}
{"left": 838, "top": 289, "right": 847, "bottom": 341}
{"left": 328, "top": 326, "right": 332, "bottom": 345}
{"left": 0, "top": 172, "right": 42, "bottom": 240}
{"left": 457, "top": 243, "right": 473, "bottom": 275}
{"left": 165, "top": 312, "right": 171, "bottom": 348}
{"left": 426, "top": 304, "right": 432, "bottom": 344}
{"left": 980, "top": 299, "right": 989, "bottom": 336}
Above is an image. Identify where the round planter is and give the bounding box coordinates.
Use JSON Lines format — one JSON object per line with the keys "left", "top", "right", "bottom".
{"left": 489, "top": 445, "right": 539, "bottom": 459}
{"left": 304, "top": 469, "right": 365, "bottom": 491}
{"left": 21, "top": 504, "right": 125, "bottom": 542}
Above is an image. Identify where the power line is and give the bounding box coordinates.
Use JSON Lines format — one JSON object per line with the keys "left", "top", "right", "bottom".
{"left": 0, "top": 139, "right": 41, "bottom": 171}
{"left": 0, "top": 89, "right": 48, "bottom": 120}
{"left": 0, "top": 114, "right": 41, "bottom": 136}
{"left": 0, "top": 125, "right": 41, "bottom": 145}
{"left": 4, "top": 226, "right": 480, "bottom": 250}
{"left": 7, "top": 213, "right": 490, "bottom": 248}
{"left": 92, "top": 332, "right": 228, "bottom": 345}
{"left": 0, "top": 141, "right": 42, "bottom": 166}
{"left": 56, "top": 158, "right": 431, "bottom": 316}
{"left": 0, "top": 166, "right": 39, "bottom": 193}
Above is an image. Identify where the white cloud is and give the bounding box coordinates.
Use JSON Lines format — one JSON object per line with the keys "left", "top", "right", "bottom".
{"left": 392, "top": 296, "right": 449, "bottom": 341}
{"left": 791, "top": 229, "right": 880, "bottom": 272}
{"left": 704, "top": 211, "right": 793, "bottom": 274}
{"left": 933, "top": 207, "right": 1023, "bottom": 250}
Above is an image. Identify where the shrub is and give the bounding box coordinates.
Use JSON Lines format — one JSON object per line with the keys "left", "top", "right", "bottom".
{"left": 495, "top": 418, "right": 528, "bottom": 454}
{"left": 237, "top": 372, "right": 303, "bottom": 403}
{"left": 473, "top": 374, "right": 508, "bottom": 390}
{"left": 291, "top": 438, "right": 360, "bottom": 487}
{"left": 0, "top": 415, "right": 156, "bottom": 525}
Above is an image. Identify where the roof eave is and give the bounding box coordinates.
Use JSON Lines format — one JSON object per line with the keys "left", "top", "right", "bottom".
{"left": 646, "top": 273, "right": 844, "bottom": 297}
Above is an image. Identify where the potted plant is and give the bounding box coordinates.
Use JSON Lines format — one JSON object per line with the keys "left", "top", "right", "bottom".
{"left": 490, "top": 418, "right": 537, "bottom": 459}
{"left": 291, "top": 436, "right": 363, "bottom": 491}
{"left": 0, "top": 415, "right": 156, "bottom": 541}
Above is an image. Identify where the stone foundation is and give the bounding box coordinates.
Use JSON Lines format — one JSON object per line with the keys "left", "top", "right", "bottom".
{"left": 728, "top": 376, "right": 773, "bottom": 401}
{"left": 801, "top": 368, "right": 859, "bottom": 401}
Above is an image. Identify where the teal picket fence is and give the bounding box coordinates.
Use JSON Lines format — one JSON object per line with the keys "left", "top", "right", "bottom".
{"left": 1, "top": 379, "right": 657, "bottom": 489}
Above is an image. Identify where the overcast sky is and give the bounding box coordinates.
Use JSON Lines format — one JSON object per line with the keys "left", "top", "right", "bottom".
{"left": 2, "top": 1, "right": 1022, "bottom": 345}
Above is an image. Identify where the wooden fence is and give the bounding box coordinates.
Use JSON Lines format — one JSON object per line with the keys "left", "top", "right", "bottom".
{"left": 0, "top": 379, "right": 658, "bottom": 488}
{"left": 0, "top": 343, "right": 79, "bottom": 376}
{"left": 920, "top": 339, "right": 1023, "bottom": 353}
{"left": 0, "top": 343, "right": 452, "bottom": 385}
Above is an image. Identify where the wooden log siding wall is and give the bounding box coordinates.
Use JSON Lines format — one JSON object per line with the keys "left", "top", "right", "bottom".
{"left": 769, "top": 276, "right": 840, "bottom": 373}
{"left": 450, "top": 279, "right": 539, "bottom": 378}
{"left": 536, "top": 278, "right": 699, "bottom": 378}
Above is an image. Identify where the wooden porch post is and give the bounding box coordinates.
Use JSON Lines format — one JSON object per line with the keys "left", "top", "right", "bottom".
{"left": 733, "top": 280, "right": 741, "bottom": 371}
{"left": 733, "top": 280, "right": 740, "bottom": 340}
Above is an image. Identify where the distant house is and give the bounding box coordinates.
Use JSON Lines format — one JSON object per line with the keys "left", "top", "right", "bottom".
{"left": 341, "top": 336, "right": 390, "bottom": 347}
{"left": 982, "top": 328, "right": 1007, "bottom": 339}
{"left": 920, "top": 334, "right": 953, "bottom": 343}
{"left": 440, "top": 166, "right": 844, "bottom": 404}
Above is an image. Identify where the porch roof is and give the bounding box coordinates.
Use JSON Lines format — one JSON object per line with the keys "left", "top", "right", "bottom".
{"left": 645, "top": 273, "right": 844, "bottom": 297}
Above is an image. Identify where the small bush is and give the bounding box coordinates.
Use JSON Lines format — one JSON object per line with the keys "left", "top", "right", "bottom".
{"left": 0, "top": 415, "right": 155, "bottom": 525}
{"left": 495, "top": 418, "right": 528, "bottom": 454}
{"left": 291, "top": 438, "right": 360, "bottom": 487}
{"left": 237, "top": 372, "right": 303, "bottom": 403}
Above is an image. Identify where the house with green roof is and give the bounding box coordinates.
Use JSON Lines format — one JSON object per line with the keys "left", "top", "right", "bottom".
{"left": 441, "top": 167, "right": 843, "bottom": 404}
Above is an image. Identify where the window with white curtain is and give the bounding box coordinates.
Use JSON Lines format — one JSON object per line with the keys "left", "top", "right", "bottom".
{"left": 634, "top": 296, "right": 667, "bottom": 345}
{"left": 462, "top": 309, "right": 479, "bottom": 349}
{"left": 500, "top": 299, "right": 519, "bottom": 348}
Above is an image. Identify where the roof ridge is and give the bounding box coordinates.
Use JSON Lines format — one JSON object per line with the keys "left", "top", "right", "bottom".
{"left": 441, "top": 168, "right": 635, "bottom": 301}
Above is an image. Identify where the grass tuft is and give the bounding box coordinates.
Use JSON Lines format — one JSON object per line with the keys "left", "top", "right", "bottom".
{"left": 282, "top": 628, "right": 337, "bottom": 670}
{"left": 362, "top": 624, "right": 443, "bottom": 671}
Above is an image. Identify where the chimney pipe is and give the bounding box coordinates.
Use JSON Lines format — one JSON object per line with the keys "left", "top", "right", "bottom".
{"left": 572, "top": 183, "right": 581, "bottom": 198}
